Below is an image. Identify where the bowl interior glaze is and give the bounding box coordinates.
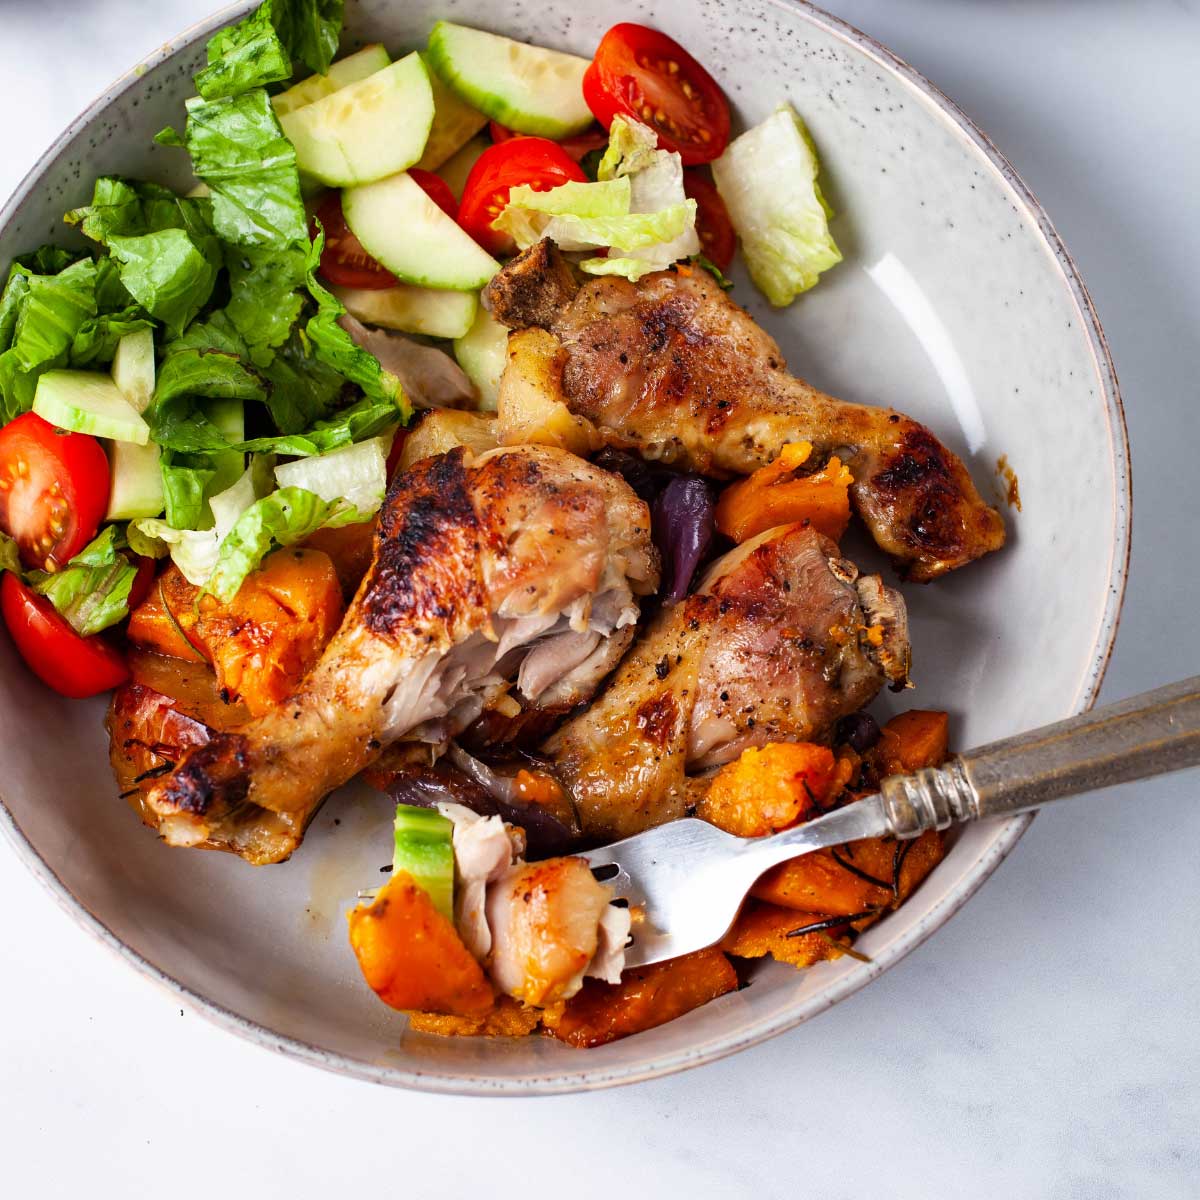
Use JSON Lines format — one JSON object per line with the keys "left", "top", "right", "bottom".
{"left": 0, "top": 0, "right": 1128, "bottom": 1093}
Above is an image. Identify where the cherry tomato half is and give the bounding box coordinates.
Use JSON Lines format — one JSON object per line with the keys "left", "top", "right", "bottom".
{"left": 583, "top": 24, "right": 731, "bottom": 166}
{"left": 125, "top": 554, "right": 157, "bottom": 613}
{"left": 313, "top": 193, "right": 398, "bottom": 290}
{"left": 683, "top": 168, "right": 736, "bottom": 272}
{"left": 407, "top": 169, "right": 459, "bottom": 221}
{"left": 488, "top": 120, "right": 610, "bottom": 164}
{"left": 1, "top": 573, "right": 129, "bottom": 698}
{"left": 0, "top": 412, "right": 109, "bottom": 572}
{"left": 459, "top": 139, "right": 587, "bottom": 256}
{"left": 385, "top": 427, "right": 409, "bottom": 480}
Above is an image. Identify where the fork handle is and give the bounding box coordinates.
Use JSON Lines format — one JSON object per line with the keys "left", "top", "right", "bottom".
{"left": 879, "top": 676, "right": 1200, "bottom": 837}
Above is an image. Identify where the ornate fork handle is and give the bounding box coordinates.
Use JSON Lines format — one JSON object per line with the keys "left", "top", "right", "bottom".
{"left": 880, "top": 676, "right": 1200, "bottom": 838}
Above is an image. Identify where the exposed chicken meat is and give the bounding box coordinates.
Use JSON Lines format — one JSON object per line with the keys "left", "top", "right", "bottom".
{"left": 340, "top": 314, "right": 477, "bottom": 409}
{"left": 542, "top": 524, "right": 909, "bottom": 839}
{"left": 484, "top": 856, "right": 624, "bottom": 1006}
{"left": 485, "top": 240, "right": 1005, "bottom": 581}
{"left": 143, "top": 445, "right": 659, "bottom": 861}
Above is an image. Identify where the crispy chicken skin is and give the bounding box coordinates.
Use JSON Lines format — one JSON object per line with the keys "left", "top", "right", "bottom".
{"left": 486, "top": 240, "right": 1005, "bottom": 581}
{"left": 143, "top": 445, "right": 659, "bottom": 861}
{"left": 542, "top": 524, "right": 909, "bottom": 839}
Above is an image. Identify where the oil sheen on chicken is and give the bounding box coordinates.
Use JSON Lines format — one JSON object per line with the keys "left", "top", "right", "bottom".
{"left": 143, "top": 444, "right": 659, "bottom": 861}
{"left": 542, "top": 524, "right": 910, "bottom": 840}
{"left": 485, "top": 239, "right": 1006, "bottom": 581}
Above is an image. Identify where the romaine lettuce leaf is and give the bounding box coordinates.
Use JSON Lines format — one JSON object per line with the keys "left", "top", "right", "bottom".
{"left": 15, "top": 246, "right": 84, "bottom": 276}
{"left": 70, "top": 308, "right": 154, "bottom": 367}
{"left": 273, "top": 434, "right": 387, "bottom": 512}
{"left": 0, "top": 258, "right": 97, "bottom": 420}
{"left": 178, "top": 90, "right": 309, "bottom": 249}
{"left": 0, "top": 267, "right": 30, "bottom": 354}
{"left": 710, "top": 106, "right": 842, "bottom": 306}
{"left": 161, "top": 453, "right": 219, "bottom": 528}
{"left": 304, "top": 231, "right": 405, "bottom": 412}
{"left": 107, "top": 229, "right": 218, "bottom": 337}
{"left": 195, "top": 0, "right": 344, "bottom": 100}
{"left": 260, "top": 325, "right": 347, "bottom": 432}
{"left": 224, "top": 240, "right": 308, "bottom": 366}
{"left": 27, "top": 526, "right": 138, "bottom": 637}
{"left": 239, "top": 394, "right": 396, "bottom": 456}
{"left": 0, "top": 529, "right": 20, "bottom": 575}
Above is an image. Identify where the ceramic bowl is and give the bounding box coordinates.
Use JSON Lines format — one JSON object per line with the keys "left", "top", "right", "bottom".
{"left": 0, "top": 0, "right": 1128, "bottom": 1093}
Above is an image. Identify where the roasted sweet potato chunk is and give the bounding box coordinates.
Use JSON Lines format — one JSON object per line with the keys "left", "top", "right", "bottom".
{"left": 302, "top": 520, "right": 376, "bottom": 597}
{"left": 348, "top": 874, "right": 495, "bottom": 1017}
{"left": 407, "top": 997, "right": 542, "bottom": 1038}
{"left": 875, "top": 709, "right": 950, "bottom": 775}
{"left": 127, "top": 548, "right": 344, "bottom": 716}
{"left": 722, "top": 902, "right": 848, "bottom": 968}
{"left": 715, "top": 441, "right": 853, "bottom": 543}
{"left": 543, "top": 948, "right": 737, "bottom": 1048}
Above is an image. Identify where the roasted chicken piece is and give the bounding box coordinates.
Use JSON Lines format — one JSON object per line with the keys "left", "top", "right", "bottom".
{"left": 486, "top": 240, "right": 1005, "bottom": 581}
{"left": 143, "top": 445, "right": 659, "bottom": 861}
{"left": 542, "top": 524, "right": 909, "bottom": 839}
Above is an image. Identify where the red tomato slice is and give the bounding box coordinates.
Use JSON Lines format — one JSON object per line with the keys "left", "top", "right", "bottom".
{"left": 125, "top": 554, "right": 157, "bottom": 613}
{"left": 0, "top": 412, "right": 109, "bottom": 572}
{"left": 407, "top": 169, "right": 459, "bottom": 220}
{"left": 312, "top": 193, "right": 399, "bottom": 290}
{"left": 683, "top": 168, "right": 736, "bottom": 272}
{"left": 459, "top": 139, "right": 587, "bottom": 256}
{"left": 583, "top": 24, "right": 730, "bottom": 166}
{"left": 1, "top": 573, "right": 129, "bottom": 698}
{"left": 488, "top": 121, "right": 610, "bottom": 164}
{"left": 385, "top": 427, "right": 409, "bottom": 480}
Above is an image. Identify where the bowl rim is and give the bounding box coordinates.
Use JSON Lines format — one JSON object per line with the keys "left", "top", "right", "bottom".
{"left": 0, "top": 0, "right": 1131, "bottom": 1095}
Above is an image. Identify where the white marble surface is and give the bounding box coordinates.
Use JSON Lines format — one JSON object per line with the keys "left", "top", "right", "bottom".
{"left": 1, "top": 2, "right": 1197, "bottom": 1195}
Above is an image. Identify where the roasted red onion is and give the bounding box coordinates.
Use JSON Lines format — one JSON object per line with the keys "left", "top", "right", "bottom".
{"left": 652, "top": 475, "right": 716, "bottom": 604}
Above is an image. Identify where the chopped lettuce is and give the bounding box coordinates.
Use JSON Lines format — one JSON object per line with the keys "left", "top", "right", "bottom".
{"left": 240, "top": 394, "right": 397, "bottom": 455}
{"left": 107, "top": 229, "right": 218, "bottom": 337}
{"left": 15, "top": 246, "right": 83, "bottom": 276}
{"left": 0, "top": 258, "right": 98, "bottom": 420}
{"left": 172, "top": 90, "right": 308, "bottom": 249}
{"left": 260, "top": 326, "right": 347, "bottom": 432}
{"left": 273, "top": 434, "right": 387, "bottom": 512}
{"left": 224, "top": 240, "right": 308, "bottom": 366}
{"left": 161, "top": 453, "right": 219, "bottom": 529}
{"left": 27, "top": 526, "right": 138, "bottom": 637}
{"left": 70, "top": 309, "right": 154, "bottom": 367}
{"left": 304, "top": 231, "right": 405, "bottom": 412}
{"left": 0, "top": 529, "right": 20, "bottom": 575}
{"left": 495, "top": 117, "right": 699, "bottom": 282}
{"left": 710, "top": 106, "right": 842, "bottom": 306}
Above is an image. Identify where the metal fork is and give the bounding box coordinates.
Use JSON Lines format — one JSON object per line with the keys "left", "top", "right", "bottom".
{"left": 582, "top": 676, "right": 1200, "bottom": 968}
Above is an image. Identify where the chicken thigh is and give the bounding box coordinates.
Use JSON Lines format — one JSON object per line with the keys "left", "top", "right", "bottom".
{"left": 542, "top": 524, "right": 909, "bottom": 840}
{"left": 486, "top": 240, "right": 1005, "bottom": 581}
{"left": 143, "top": 444, "right": 659, "bottom": 861}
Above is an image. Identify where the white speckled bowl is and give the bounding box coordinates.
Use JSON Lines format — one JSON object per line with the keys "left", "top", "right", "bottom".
{"left": 0, "top": 0, "right": 1128, "bottom": 1093}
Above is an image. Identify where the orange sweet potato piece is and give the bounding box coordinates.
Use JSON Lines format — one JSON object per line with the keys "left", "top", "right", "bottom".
{"left": 698, "top": 742, "right": 838, "bottom": 837}
{"left": 543, "top": 948, "right": 737, "bottom": 1048}
{"left": 302, "top": 518, "right": 376, "bottom": 597}
{"left": 722, "top": 902, "right": 848, "bottom": 968}
{"left": 127, "top": 549, "right": 344, "bottom": 716}
{"left": 348, "top": 874, "right": 494, "bottom": 1017}
{"left": 407, "top": 997, "right": 543, "bottom": 1038}
{"left": 715, "top": 441, "right": 853, "bottom": 543}
{"left": 876, "top": 710, "right": 950, "bottom": 775}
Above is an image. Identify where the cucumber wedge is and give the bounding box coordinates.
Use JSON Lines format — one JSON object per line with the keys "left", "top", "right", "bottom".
{"left": 393, "top": 804, "right": 455, "bottom": 922}
{"left": 106, "top": 440, "right": 164, "bottom": 521}
{"left": 111, "top": 328, "right": 155, "bottom": 414}
{"left": 333, "top": 283, "right": 478, "bottom": 340}
{"left": 453, "top": 304, "right": 509, "bottom": 412}
{"left": 33, "top": 371, "right": 150, "bottom": 445}
{"left": 438, "top": 134, "right": 489, "bottom": 202}
{"left": 427, "top": 21, "right": 593, "bottom": 138}
{"left": 271, "top": 44, "right": 391, "bottom": 117}
{"left": 343, "top": 171, "right": 499, "bottom": 290}
{"left": 415, "top": 53, "right": 489, "bottom": 172}
{"left": 279, "top": 53, "right": 434, "bottom": 188}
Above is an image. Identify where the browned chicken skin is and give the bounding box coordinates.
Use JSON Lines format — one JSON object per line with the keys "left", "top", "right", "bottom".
{"left": 542, "top": 524, "right": 909, "bottom": 840}
{"left": 143, "top": 445, "right": 659, "bottom": 862}
{"left": 486, "top": 240, "right": 1005, "bottom": 581}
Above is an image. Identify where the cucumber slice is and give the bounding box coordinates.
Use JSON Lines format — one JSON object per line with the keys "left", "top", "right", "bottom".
{"left": 415, "top": 53, "right": 489, "bottom": 172}
{"left": 333, "top": 282, "right": 478, "bottom": 340}
{"left": 33, "top": 371, "right": 150, "bottom": 445}
{"left": 203, "top": 398, "right": 246, "bottom": 499}
{"left": 453, "top": 304, "right": 509, "bottom": 412}
{"left": 278, "top": 53, "right": 434, "bottom": 188}
{"left": 427, "top": 21, "right": 593, "bottom": 138}
{"left": 393, "top": 804, "right": 455, "bottom": 922}
{"left": 438, "top": 134, "right": 489, "bottom": 202}
{"left": 106, "top": 440, "right": 164, "bottom": 521}
{"left": 343, "top": 171, "right": 499, "bottom": 290}
{"left": 111, "top": 328, "right": 155, "bottom": 414}
{"left": 271, "top": 44, "right": 391, "bottom": 117}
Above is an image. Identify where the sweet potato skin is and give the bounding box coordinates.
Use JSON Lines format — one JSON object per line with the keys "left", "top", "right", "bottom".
{"left": 127, "top": 548, "right": 344, "bottom": 716}
{"left": 543, "top": 948, "right": 738, "bottom": 1048}
{"left": 348, "top": 874, "right": 495, "bottom": 1017}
